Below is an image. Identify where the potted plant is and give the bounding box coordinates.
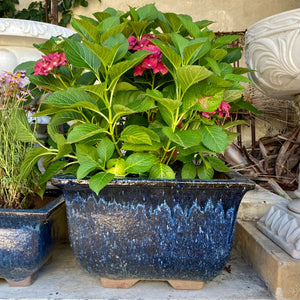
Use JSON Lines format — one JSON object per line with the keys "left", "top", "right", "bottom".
{"left": 20, "top": 4, "right": 256, "bottom": 289}
{"left": 0, "top": 70, "right": 64, "bottom": 287}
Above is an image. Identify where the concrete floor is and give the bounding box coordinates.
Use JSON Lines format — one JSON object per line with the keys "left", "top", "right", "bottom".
{"left": 0, "top": 242, "right": 273, "bottom": 300}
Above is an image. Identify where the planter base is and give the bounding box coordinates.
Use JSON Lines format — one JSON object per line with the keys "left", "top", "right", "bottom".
{"left": 168, "top": 280, "right": 204, "bottom": 290}
{"left": 100, "top": 278, "right": 204, "bottom": 290}
{"left": 1, "top": 255, "right": 53, "bottom": 287}
{"left": 5, "top": 274, "right": 37, "bottom": 287}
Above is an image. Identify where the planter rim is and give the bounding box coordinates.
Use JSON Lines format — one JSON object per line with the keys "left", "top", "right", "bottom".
{"left": 0, "top": 18, "right": 75, "bottom": 38}
{"left": 246, "top": 8, "right": 300, "bottom": 37}
{"left": 0, "top": 194, "right": 64, "bottom": 218}
{"left": 51, "top": 172, "right": 255, "bottom": 189}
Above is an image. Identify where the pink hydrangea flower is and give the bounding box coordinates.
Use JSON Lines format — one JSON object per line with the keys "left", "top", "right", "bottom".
{"left": 218, "top": 101, "right": 231, "bottom": 118}
{"left": 153, "top": 61, "right": 168, "bottom": 75}
{"left": 201, "top": 101, "right": 231, "bottom": 118}
{"left": 128, "top": 34, "right": 168, "bottom": 76}
{"left": 133, "top": 35, "right": 155, "bottom": 51}
{"left": 128, "top": 36, "right": 137, "bottom": 50}
{"left": 133, "top": 63, "right": 145, "bottom": 76}
{"left": 202, "top": 111, "right": 214, "bottom": 118}
{"left": 34, "top": 52, "right": 68, "bottom": 76}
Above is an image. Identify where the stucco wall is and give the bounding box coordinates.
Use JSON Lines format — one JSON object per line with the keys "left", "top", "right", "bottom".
{"left": 19, "top": 0, "right": 299, "bottom": 32}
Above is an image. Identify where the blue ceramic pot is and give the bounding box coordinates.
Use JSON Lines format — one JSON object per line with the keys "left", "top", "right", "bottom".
{"left": 0, "top": 192, "right": 64, "bottom": 285}
{"left": 52, "top": 173, "right": 254, "bottom": 283}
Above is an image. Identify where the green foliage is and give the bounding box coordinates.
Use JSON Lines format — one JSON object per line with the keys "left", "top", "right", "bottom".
{"left": 0, "top": 71, "right": 44, "bottom": 208}
{"left": 0, "top": 0, "right": 96, "bottom": 27}
{"left": 0, "top": 0, "right": 18, "bottom": 18}
{"left": 19, "top": 3, "right": 254, "bottom": 194}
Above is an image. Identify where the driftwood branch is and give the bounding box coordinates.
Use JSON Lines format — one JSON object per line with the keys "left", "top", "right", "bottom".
{"left": 223, "top": 126, "right": 300, "bottom": 197}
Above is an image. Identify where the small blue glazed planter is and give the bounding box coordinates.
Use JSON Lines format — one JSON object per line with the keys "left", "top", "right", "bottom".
{"left": 0, "top": 192, "right": 64, "bottom": 286}
{"left": 52, "top": 173, "right": 254, "bottom": 289}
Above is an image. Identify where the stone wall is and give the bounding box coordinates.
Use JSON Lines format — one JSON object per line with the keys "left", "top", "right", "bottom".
{"left": 17, "top": 0, "right": 300, "bottom": 32}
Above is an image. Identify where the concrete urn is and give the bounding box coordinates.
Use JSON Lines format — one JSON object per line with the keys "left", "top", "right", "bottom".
{"left": 245, "top": 8, "right": 300, "bottom": 100}
{"left": 0, "top": 18, "right": 74, "bottom": 73}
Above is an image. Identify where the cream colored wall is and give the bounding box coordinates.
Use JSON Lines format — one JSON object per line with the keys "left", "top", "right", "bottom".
{"left": 18, "top": 0, "right": 299, "bottom": 31}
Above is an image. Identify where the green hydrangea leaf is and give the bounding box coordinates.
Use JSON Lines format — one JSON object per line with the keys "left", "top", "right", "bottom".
{"left": 181, "top": 162, "right": 197, "bottom": 179}
{"left": 120, "top": 125, "right": 155, "bottom": 145}
{"left": 44, "top": 88, "right": 97, "bottom": 107}
{"left": 125, "top": 153, "right": 157, "bottom": 174}
{"left": 76, "top": 144, "right": 98, "bottom": 164}
{"left": 106, "top": 158, "right": 126, "bottom": 176}
{"left": 29, "top": 73, "right": 66, "bottom": 91}
{"left": 72, "top": 17, "right": 100, "bottom": 42}
{"left": 199, "top": 124, "right": 228, "bottom": 153}
{"left": 177, "top": 65, "right": 212, "bottom": 94}
{"left": 89, "top": 172, "right": 115, "bottom": 194}
{"left": 121, "top": 142, "right": 162, "bottom": 152}
{"left": 207, "top": 156, "right": 231, "bottom": 172}
{"left": 97, "top": 137, "right": 115, "bottom": 163}
{"left": 149, "top": 163, "right": 175, "bottom": 179}
{"left": 198, "top": 163, "right": 214, "bottom": 179}
{"left": 77, "top": 161, "right": 99, "bottom": 180}
{"left": 67, "top": 124, "right": 106, "bottom": 144}
{"left": 163, "top": 127, "right": 202, "bottom": 148}
{"left": 214, "top": 35, "right": 240, "bottom": 46}
{"left": 64, "top": 38, "right": 101, "bottom": 74}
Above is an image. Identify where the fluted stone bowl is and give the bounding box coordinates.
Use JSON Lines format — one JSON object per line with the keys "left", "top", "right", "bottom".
{"left": 245, "top": 9, "right": 300, "bottom": 100}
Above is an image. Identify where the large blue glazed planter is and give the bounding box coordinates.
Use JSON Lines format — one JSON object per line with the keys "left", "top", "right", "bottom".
{"left": 0, "top": 192, "right": 64, "bottom": 286}
{"left": 52, "top": 173, "right": 254, "bottom": 289}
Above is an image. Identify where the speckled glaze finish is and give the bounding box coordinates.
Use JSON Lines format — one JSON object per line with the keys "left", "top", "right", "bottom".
{"left": 0, "top": 193, "right": 64, "bottom": 283}
{"left": 52, "top": 173, "right": 254, "bottom": 282}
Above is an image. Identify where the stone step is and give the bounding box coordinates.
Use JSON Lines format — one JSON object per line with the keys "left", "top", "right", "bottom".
{"left": 0, "top": 242, "right": 273, "bottom": 300}
{"left": 235, "top": 220, "right": 300, "bottom": 300}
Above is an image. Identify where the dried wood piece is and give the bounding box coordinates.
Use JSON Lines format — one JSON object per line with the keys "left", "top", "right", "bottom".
{"left": 267, "top": 178, "right": 292, "bottom": 201}
{"left": 223, "top": 144, "right": 248, "bottom": 167}
{"left": 242, "top": 146, "right": 267, "bottom": 175}
{"left": 276, "top": 126, "right": 300, "bottom": 177}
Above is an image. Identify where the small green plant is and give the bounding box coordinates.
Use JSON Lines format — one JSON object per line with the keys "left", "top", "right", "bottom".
{"left": 0, "top": 71, "right": 42, "bottom": 208}
{"left": 0, "top": 0, "right": 95, "bottom": 27}
{"left": 19, "top": 4, "right": 256, "bottom": 194}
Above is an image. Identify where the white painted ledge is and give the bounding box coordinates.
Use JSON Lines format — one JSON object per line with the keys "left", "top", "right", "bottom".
{"left": 238, "top": 184, "right": 289, "bottom": 221}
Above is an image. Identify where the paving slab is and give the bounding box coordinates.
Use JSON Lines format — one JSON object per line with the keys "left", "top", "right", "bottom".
{"left": 0, "top": 242, "right": 273, "bottom": 300}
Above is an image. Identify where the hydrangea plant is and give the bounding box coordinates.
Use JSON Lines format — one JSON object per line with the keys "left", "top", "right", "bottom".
{"left": 19, "top": 4, "right": 256, "bottom": 194}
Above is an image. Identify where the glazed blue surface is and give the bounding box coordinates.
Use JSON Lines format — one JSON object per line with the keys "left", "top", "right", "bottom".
{"left": 55, "top": 175, "right": 254, "bottom": 281}
{"left": 0, "top": 195, "right": 64, "bottom": 282}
